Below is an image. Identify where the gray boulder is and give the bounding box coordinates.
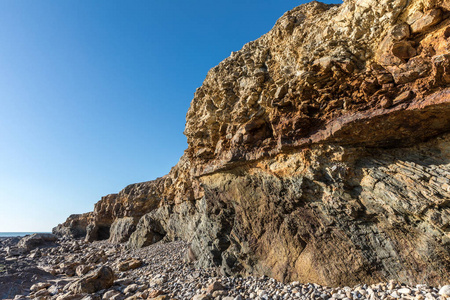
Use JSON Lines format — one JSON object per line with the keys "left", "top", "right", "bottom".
{"left": 6, "top": 246, "right": 23, "bottom": 257}
{"left": 65, "top": 266, "right": 115, "bottom": 294}
{"left": 108, "top": 217, "right": 136, "bottom": 244}
{"left": 127, "top": 213, "right": 165, "bottom": 249}
{"left": 17, "top": 233, "right": 58, "bottom": 252}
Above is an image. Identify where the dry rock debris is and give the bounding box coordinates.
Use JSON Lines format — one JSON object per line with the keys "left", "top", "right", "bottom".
{"left": 2, "top": 238, "right": 449, "bottom": 300}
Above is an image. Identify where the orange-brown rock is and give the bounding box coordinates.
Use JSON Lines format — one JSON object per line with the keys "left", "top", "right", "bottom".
{"left": 116, "top": 258, "right": 143, "bottom": 272}
{"left": 84, "top": 179, "right": 168, "bottom": 242}
{"left": 55, "top": 0, "right": 450, "bottom": 287}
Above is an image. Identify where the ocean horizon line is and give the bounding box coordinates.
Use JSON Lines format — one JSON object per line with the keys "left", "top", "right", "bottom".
{"left": 0, "top": 232, "right": 52, "bottom": 237}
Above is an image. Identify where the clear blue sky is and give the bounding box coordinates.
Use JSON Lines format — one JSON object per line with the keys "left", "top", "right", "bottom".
{"left": 0, "top": 0, "right": 341, "bottom": 232}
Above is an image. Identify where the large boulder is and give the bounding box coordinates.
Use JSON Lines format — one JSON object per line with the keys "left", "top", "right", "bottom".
{"left": 17, "top": 233, "right": 57, "bottom": 252}
{"left": 127, "top": 213, "right": 165, "bottom": 249}
{"left": 65, "top": 266, "right": 114, "bottom": 294}
{"left": 5, "top": 246, "right": 23, "bottom": 257}
{"left": 108, "top": 217, "right": 136, "bottom": 244}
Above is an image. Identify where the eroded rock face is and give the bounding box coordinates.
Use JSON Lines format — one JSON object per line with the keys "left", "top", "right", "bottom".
{"left": 196, "top": 136, "right": 450, "bottom": 286}
{"left": 128, "top": 212, "right": 166, "bottom": 249}
{"left": 53, "top": 213, "right": 92, "bottom": 239}
{"left": 55, "top": 0, "right": 450, "bottom": 287}
{"left": 108, "top": 217, "right": 136, "bottom": 244}
{"left": 184, "top": 0, "right": 450, "bottom": 176}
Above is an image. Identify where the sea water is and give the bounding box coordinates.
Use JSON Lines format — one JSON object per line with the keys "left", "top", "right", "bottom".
{"left": 0, "top": 232, "right": 50, "bottom": 237}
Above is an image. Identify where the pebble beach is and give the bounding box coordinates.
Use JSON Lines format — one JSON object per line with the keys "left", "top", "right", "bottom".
{"left": 0, "top": 235, "right": 449, "bottom": 300}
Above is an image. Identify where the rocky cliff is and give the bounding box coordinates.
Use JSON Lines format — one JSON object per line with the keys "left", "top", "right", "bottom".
{"left": 54, "top": 0, "right": 450, "bottom": 287}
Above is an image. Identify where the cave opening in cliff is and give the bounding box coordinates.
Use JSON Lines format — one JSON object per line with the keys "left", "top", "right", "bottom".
{"left": 97, "top": 226, "right": 110, "bottom": 241}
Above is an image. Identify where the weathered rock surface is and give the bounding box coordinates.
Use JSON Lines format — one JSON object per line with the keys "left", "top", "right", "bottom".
{"left": 127, "top": 213, "right": 166, "bottom": 249}
{"left": 17, "top": 234, "right": 58, "bottom": 253}
{"left": 108, "top": 217, "right": 136, "bottom": 244}
{"left": 65, "top": 266, "right": 114, "bottom": 294}
{"left": 116, "top": 258, "right": 142, "bottom": 272}
{"left": 55, "top": 0, "right": 450, "bottom": 287}
{"left": 0, "top": 237, "right": 56, "bottom": 299}
{"left": 53, "top": 214, "right": 92, "bottom": 239}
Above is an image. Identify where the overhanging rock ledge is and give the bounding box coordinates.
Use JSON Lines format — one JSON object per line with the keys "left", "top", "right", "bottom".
{"left": 54, "top": 0, "right": 450, "bottom": 287}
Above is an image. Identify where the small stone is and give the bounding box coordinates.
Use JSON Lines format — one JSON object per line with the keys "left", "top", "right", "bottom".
{"left": 392, "top": 41, "right": 416, "bottom": 59}
{"left": 114, "top": 278, "right": 133, "bottom": 286}
{"left": 6, "top": 246, "right": 21, "bottom": 257}
{"left": 56, "top": 292, "right": 85, "bottom": 300}
{"left": 410, "top": 9, "right": 443, "bottom": 33}
{"left": 380, "top": 96, "right": 393, "bottom": 108}
{"left": 212, "top": 290, "right": 228, "bottom": 297}
{"left": 48, "top": 285, "right": 60, "bottom": 296}
{"left": 332, "top": 293, "right": 346, "bottom": 299}
{"left": 257, "top": 289, "right": 268, "bottom": 296}
{"left": 148, "top": 290, "right": 164, "bottom": 298}
{"left": 117, "top": 258, "right": 142, "bottom": 272}
{"left": 150, "top": 274, "right": 168, "bottom": 285}
{"left": 29, "top": 249, "right": 42, "bottom": 259}
{"left": 391, "top": 291, "right": 400, "bottom": 298}
{"left": 388, "top": 281, "right": 396, "bottom": 290}
{"left": 398, "top": 288, "right": 412, "bottom": 295}
{"left": 207, "top": 281, "right": 226, "bottom": 293}
{"left": 192, "top": 294, "right": 211, "bottom": 300}
{"left": 438, "top": 285, "right": 450, "bottom": 296}
{"left": 30, "top": 282, "right": 51, "bottom": 292}
{"left": 424, "top": 292, "right": 434, "bottom": 300}
{"left": 102, "top": 290, "right": 121, "bottom": 299}
{"left": 34, "top": 289, "right": 50, "bottom": 297}
{"left": 377, "top": 73, "right": 394, "bottom": 84}
{"left": 76, "top": 265, "right": 91, "bottom": 276}
{"left": 393, "top": 90, "right": 414, "bottom": 105}
{"left": 445, "top": 26, "right": 450, "bottom": 39}
{"left": 416, "top": 285, "right": 428, "bottom": 290}
{"left": 275, "top": 84, "right": 288, "bottom": 99}
{"left": 391, "top": 23, "right": 411, "bottom": 40}
{"left": 123, "top": 283, "right": 139, "bottom": 294}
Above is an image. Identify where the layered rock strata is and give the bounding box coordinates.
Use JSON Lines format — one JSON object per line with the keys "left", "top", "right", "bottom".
{"left": 53, "top": 213, "right": 91, "bottom": 239}
{"left": 54, "top": 0, "right": 450, "bottom": 287}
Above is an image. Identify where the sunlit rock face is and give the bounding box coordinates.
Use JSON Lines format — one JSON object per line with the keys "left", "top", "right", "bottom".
{"left": 53, "top": 213, "right": 92, "bottom": 239}
{"left": 184, "top": 0, "right": 450, "bottom": 176}
{"left": 54, "top": 0, "right": 450, "bottom": 287}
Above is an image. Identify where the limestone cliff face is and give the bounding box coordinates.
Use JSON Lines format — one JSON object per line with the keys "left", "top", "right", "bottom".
{"left": 184, "top": 0, "right": 450, "bottom": 176}
{"left": 54, "top": 0, "right": 450, "bottom": 287}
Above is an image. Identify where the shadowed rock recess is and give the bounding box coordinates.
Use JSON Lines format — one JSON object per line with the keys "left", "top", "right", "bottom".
{"left": 54, "top": 0, "right": 450, "bottom": 287}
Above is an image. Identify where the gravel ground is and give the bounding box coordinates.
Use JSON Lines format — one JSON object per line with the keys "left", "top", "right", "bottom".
{"left": 1, "top": 237, "right": 449, "bottom": 300}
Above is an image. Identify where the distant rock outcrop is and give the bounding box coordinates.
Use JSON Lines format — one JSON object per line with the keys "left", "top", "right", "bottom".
{"left": 53, "top": 213, "right": 91, "bottom": 239}
{"left": 18, "top": 233, "right": 57, "bottom": 253}
{"left": 54, "top": 0, "right": 450, "bottom": 287}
